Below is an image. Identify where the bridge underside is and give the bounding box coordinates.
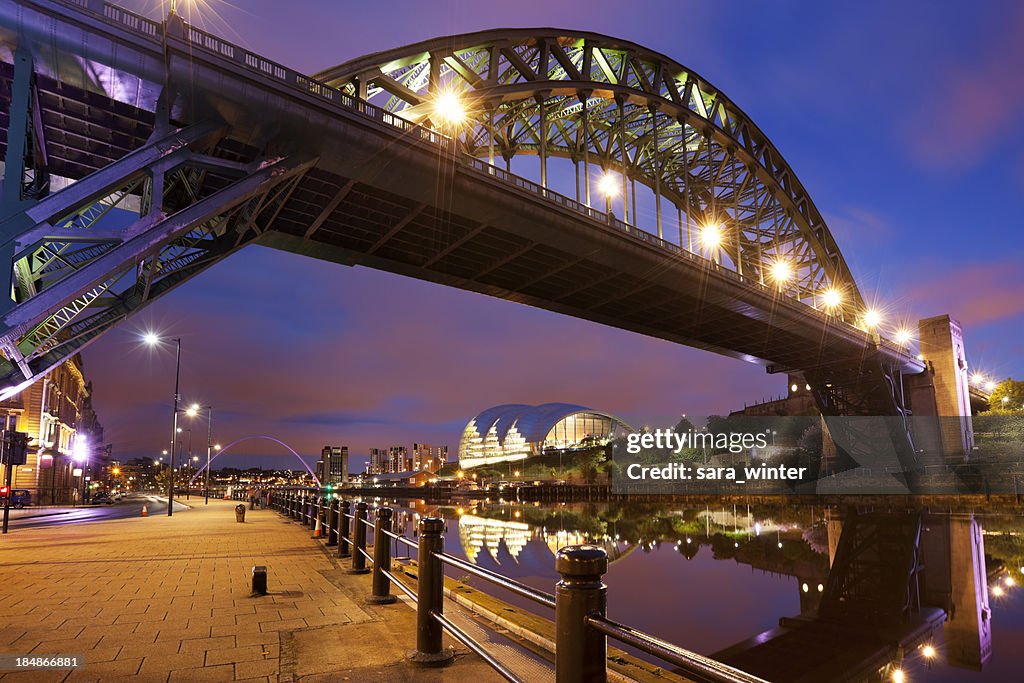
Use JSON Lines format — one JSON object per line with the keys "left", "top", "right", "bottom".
{"left": 0, "top": 1, "right": 926, "bottom": 475}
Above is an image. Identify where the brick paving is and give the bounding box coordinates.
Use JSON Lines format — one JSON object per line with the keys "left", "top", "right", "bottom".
{"left": 0, "top": 498, "right": 502, "bottom": 682}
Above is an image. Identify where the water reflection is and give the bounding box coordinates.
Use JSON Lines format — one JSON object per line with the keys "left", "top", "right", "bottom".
{"left": 381, "top": 498, "right": 1023, "bottom": 682}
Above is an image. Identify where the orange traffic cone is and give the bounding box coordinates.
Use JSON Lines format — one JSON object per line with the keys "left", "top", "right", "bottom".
{"left": 141, "top": 504, "right": 148, "bottom": 517}
{"left": 312, "top": 517, "right": 322, "bottom": 538}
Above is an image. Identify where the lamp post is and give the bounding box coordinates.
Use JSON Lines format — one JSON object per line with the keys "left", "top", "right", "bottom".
{"left": 185, "top": 404, "right": 215, "bottom": 504}
{"left": 144, "top": 334, "right": 181, "bottom": 517}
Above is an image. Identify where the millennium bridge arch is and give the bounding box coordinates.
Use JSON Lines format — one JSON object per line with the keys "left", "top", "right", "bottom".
{"left": 0, "top": 2, "right": 972, "bottom": 473}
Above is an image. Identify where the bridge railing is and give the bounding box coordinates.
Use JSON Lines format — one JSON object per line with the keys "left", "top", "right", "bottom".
{"left": 267, "top": 490, "right": 767, "bottom": 683}
{"left": 53, "top": 0, "right": 905, "bottom": 357}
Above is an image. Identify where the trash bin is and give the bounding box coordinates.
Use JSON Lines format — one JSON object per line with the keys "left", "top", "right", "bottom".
{"left": 235, "top": 504, "right": 246, "bottom": 523}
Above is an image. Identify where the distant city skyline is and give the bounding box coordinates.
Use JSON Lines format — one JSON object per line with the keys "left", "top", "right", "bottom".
{"left": 79, "top": 0, "right": 1023, "bottom": 470}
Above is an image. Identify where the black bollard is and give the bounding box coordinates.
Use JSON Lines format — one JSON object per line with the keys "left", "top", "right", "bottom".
{"left": 366, "top": 507, "right": 397, "bottom": 604}
{"left": 555, "top": 545, "right": 608, "bottom": 683}
{"left": 251, "top": 565, "right": 268, "bottom": 595}
{"left": 347, "top": 502, "right": 371, "bottom": 574}
{"left": 408, "top": 517, "right": 453, "bottom": 665}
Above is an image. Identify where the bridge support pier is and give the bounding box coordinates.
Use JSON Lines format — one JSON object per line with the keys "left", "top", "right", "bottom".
{"left": 909, "top": 315, "right": 974, "bottom": 464}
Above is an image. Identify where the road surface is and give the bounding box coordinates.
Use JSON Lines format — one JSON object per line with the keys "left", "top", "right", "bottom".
{"left": 3, "top": 494, "right": 191, "bottom": 531}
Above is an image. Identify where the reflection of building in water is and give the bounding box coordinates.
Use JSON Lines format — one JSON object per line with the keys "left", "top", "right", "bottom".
{"left": 458, "top": 403, "right": 630, "bottom": 468}
{"left": 459, "top": 515, "right": 531, "bottom": 564}
{"left": 458, "top": 513, "right": 633, "bottom": 566}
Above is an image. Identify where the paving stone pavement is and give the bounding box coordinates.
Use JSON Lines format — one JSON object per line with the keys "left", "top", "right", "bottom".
{"left": 0, "top": 498, "right": 504, "bottom": 682}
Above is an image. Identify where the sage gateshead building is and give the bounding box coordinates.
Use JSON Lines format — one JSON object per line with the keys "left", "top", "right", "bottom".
{"left": 458, "top": 403, "right": 631, "bottom": 469}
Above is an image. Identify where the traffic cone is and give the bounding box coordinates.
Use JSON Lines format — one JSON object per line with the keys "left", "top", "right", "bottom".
{"left": 141, "top": 504, "right": 148, "bottom": 517}
{"left": 312, "top": 517, "right": 322, "bottom": 538}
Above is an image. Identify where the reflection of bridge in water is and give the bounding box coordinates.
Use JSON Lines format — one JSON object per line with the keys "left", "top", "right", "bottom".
{"left": 458, "top": 504, "right": 996, "bottom": 682}
{"left": 713, "top": 512, "right": 990, "bottom": 682}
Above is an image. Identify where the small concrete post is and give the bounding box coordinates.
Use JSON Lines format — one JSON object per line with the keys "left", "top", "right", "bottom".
{"left": 327, "top": 498, "right": 339, "bottom": 546}
{"left": 348, "top": 502, "right": 371, "bottom": 574}
{"left": 367, "top": 508, "right": 397, "bottom": 604}
{"left": 555, "top": 545, "right": 608, "bottom": 683}
{"left": 338, "top": 500, "right": 352, "bottom": 558}
{"left": 408, "top": 517, "right": 454, "bottom": 665}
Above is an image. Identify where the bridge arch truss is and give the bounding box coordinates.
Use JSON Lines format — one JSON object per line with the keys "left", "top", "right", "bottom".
{"left": 318, "top": 29, "right": 865, "bottom": 315}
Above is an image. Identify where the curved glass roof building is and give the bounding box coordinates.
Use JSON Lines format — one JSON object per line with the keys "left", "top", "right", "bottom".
{"left": 458, "top": 403, "right": 631, "bottom": 469}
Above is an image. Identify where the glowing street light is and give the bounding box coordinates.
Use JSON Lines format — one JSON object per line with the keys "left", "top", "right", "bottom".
{"left": 971, "top": 372, "right": 986, "bottom": 386}
{"left": 141, "top": 332, "right": 182, "bottom": 516}
{"left": 433, "top": 90, "right": 467, "bottom": 127}
{"left": 985, "top": 381, "right": 996, "bottom": 392}
{"left": 863, "top": 308, "right": 882, "bottom": 329}
{"left": 596, "top": 171, "right": 620, "bottom": 217}
{"left": 184, "top": 403, "right": 215, "bottom": 505}
{"left": 821, "top": 287, "right": 843, "bottom": 310}
{"left": 597, "top": 172, "right": 619, "bottom": 198}
{"left": 700, "top": 222, "right": 723, "bottom": 250}
{"left": 894, "top": 327, "right": 914, "bottom": 346}
{"left": 922, "top": 644, "right": 936, "bottom": 659}
{"left": 769, "top": 259, "right": 792, "bottom": 285}
{"left": 891, "top": 669, "right": 905, "bottom": 683}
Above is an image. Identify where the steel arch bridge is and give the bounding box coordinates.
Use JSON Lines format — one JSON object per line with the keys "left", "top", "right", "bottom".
{"left": 317, "top": 29, "right": 863, "bottom": 314}
{"left": 0, "top": 1, "right": 933, "bottom": 471}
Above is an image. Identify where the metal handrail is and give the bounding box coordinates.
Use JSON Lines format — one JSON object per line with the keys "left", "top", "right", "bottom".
{"left": 382, "top": 526, "right": 419, "bottom": 551}
{"left": 585, "top": 614, "right": 770, "bottom": 683}
{"left": 432, "top": 610, "right": 523, "bottom": 683}
{"left": 436, "top": 551, "right": 556, "bottom": 610}
{"left": 381, "top": 567, "right": 417, "bottom": 602}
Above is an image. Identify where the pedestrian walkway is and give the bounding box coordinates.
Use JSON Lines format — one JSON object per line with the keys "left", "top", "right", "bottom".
{"left": 0, "top": 499, "right": 504, "bottom": 682}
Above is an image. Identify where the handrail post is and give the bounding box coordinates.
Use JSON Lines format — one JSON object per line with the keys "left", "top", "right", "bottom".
{"left": 367, "top": 507, "right": 397, "bottom": 604}
{"left": 555, "top": 545, "right": 608, "bottom": 683}
{"left": 347, "top": 501, "right": 370, "bottom": 574}
{"left": 338, "top": 500, "right": 351, "bottom": 558}
{"left": 326, "top": 497, "right": 339, "bottom": 546}
{"left": 366, "top": 507, "right": 397, "bottom": 602}
{"left": 409, "top": 517, "right": 454, "bottom": 665}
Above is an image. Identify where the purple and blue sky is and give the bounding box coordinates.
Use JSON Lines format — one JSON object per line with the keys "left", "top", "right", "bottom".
{"left": 87, "top": 0, "right": 1024, "bottom": 469}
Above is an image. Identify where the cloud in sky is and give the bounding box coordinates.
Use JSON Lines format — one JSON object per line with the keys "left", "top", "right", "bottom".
{"left": 902, "top": 256, "right": 1024, "bottom": 329}
{"left": 900, "top": 6, "right": 1024, "bottom": 172}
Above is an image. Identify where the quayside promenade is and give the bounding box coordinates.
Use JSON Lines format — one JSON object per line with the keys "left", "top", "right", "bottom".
{"left": 0, "top": 499, "right": 509, "bottom": 682}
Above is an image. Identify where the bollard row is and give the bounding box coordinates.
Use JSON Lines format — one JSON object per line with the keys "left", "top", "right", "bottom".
{"left": 269, "top": 493, "right": 761, "bottom": 683}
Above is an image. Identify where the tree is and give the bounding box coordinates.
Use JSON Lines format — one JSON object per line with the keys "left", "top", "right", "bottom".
{"left": 987, "top": 378, "right": 1024, "bottom": 414}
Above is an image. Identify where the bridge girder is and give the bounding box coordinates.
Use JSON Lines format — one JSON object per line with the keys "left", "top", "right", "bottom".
{"left": 0, "top": 112, "right": 313, "bottom": 396}
{"left": 317, "top": 30, "right": 865, "bottom": 315}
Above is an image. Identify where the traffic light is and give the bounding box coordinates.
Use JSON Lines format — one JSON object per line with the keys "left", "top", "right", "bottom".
{"left": 325, "top": 483, "right": 333, "bottom": 492}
